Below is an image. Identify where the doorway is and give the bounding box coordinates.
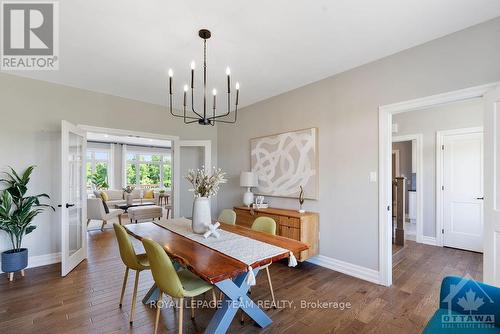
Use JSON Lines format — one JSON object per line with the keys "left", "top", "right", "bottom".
{"left": 378, "top": 83, "right": 498, "bottom": 287}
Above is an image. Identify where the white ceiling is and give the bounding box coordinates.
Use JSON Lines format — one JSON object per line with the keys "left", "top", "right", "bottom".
{"left": 10, "top": 0, "right": 500, "bottom": 110}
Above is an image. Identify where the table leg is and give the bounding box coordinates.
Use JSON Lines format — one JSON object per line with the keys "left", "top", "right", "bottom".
{"left": 142, "top": 284, "right": 160, "bottom": 305}
{"left": 204, "top": 268, "right": 272, "bottom": 334}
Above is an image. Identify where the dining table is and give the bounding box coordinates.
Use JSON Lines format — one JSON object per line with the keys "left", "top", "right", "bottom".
{"left": 125, "top": 219, "right": 308, "bottom": 334}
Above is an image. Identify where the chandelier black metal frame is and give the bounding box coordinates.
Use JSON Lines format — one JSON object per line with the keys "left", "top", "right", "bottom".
{"left": 168, "top": 29, "right": 239, "bottom": 125}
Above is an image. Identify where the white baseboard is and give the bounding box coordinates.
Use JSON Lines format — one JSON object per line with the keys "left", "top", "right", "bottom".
{"left": 405, "top": 233, "right": 416, "bottom": 241}
{"left": 421, "top": 236, "right": 437, "bottom": 246}
{"left": 0, "top": 252, "right": 61, "bottom": 273}
{"left": 307, "top": 255, "right": 382, "bottom": 285}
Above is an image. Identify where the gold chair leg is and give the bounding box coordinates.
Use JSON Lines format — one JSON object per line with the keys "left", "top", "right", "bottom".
{"left": 129, "top": 270, "right": 140, "bottom": 324}
{"left": 119, "top": 267, "right": 129, "bottom": 308}
{"left": 118, "top": 214, "right": 122, "bottom": 226}
{"left": 154, "top": 292, "right": 163, "bottom": 334}
{"left": 265, "top": 266, "right": 276, "bottom": 309}
{"left": 100, "top": 220, "right": 107, "bottom": 231}
{"left": 191, "top": 297, "right": 195, "bottom": 319}
{"left": 87, "top": 219, "right": 91, "bottom": 226}
{"left": 178, "top": 298, "right": 184, "bottom": 334}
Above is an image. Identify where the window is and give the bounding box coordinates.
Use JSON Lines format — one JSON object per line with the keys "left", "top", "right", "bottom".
{"left": 86, "top": 148, "right": 111, "bottom": 190}
{"left": 126, "top": 150, "right": 172, "bottom": 189}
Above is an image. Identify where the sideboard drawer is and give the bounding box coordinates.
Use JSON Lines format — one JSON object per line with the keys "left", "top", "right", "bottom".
{"left": 279, "top": 216, "right": 301, "bottom": 229}
{"left": 279, "top": 225, "right": 301, "bottom": 241}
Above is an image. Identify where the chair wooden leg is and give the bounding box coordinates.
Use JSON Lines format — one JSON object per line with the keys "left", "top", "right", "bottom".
{"left": 100, "top": 220, "right": 107, "bottom": 232}
{"left": 87, "top": 219, "right": 91, "bottom": 226}
{"left": 154, "top": 292, "right": 163, "bottom": 334}
{"left": 119, "top": 267, "right": 129, "bottom": 308}
{"left": 8, "top": 272, "right": 13, "bottom": 282}
{"left": 178, "top": 298, "right": 184, "bottom": 334}
{"left": 20, "top": 269, "right": 25, "bottom": 277}
{"left": 265, "top": 266, "right": 276, "bottom": 309}
{"left": 130, "top": 270, "right": 140, "bottom": 324}
{"left": 118, "top": 214, "right": 122, "bottom": 226}
{"left": 191, "top": 297, "right": 195, "bottom": 319}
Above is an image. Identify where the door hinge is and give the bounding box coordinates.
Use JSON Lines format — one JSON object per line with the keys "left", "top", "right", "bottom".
{"left": 442, "top": 229, "right": 444, "bottom": 234}
{"left": 442, "top": 185, "right": 444, "bottom": 191}
{"left": 441, "top": 145, "right": 445, "bottom": 150}
{"left": 387, "top": 205, "right": 390, "bottom": 211}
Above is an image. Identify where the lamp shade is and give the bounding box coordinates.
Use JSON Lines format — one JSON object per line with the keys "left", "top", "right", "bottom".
{"left": 240, "top": 172, "right": 258, "bottom": 187}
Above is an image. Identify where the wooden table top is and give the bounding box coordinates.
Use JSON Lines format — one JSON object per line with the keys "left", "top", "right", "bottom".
{"left": 125, "top": 221, "right": 308, "bottom": 284}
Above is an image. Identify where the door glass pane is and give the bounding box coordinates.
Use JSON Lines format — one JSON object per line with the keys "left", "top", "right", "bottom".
{"left": 163, "top": 164, "right": 172, "bottom": 188}
{"left": 68, "top": 132, "right": 83, "bottom": 256}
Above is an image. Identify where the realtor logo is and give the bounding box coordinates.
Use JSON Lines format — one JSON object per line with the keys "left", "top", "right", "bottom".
{"left": 441, "top": 274, "right": 495, "bottom": 329}
{"left": 1, "top": 1, "right": 59, "bottom": 70}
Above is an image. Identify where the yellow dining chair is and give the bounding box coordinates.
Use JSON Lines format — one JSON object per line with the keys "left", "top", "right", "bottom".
{"left": 142, "top": 238, "right": 215, "bottom": 334}
{"left": 113, "top": 223, "right": 151, "bottom": 325}
{"left": 251, "top": 217, "right": 277, "bottom": 307}
{"left": 218, "top": 209, "right": 236, "bottom": 225}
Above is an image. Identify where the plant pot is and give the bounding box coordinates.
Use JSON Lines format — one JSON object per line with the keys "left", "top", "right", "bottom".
{"left": 1, "top": 248, "right": 28, "bottom": 273}
{"left": 126, "top": 194, "right": 134, "bottom": 205}
{"left": 192, "top": 197, "right": 211, "bottom": 234}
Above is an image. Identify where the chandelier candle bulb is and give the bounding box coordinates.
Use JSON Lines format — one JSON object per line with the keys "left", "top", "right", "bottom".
{"left": 212, "top": 89, "right": 217, "bottom": 109}
{"left": 235, "top": 83, "right": 240, "bottom": 105}
{"left": 226, "top": 67, "right": 231, "bottom": 93}
{"left": 168, "top": 69, "right": 173, "bottom": 94}
{"left": 183, "top": 85, "right": 188, "bottom": 106}
{"left": 190, "top": 62, "right": 195, "bottom": 89}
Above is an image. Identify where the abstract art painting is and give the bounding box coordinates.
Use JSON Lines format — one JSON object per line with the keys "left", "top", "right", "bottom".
{"left": 251, "top": 128, "right": 318, "bottom": 199}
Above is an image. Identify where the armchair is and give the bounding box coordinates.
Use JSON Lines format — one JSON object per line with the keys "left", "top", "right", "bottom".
{"left": 87, "top": 198, "right": 124, "bottom": 231}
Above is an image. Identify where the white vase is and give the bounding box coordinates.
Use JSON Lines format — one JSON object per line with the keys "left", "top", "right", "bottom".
{"left": 192, "top": 197, "right": 211, "bottom": 234}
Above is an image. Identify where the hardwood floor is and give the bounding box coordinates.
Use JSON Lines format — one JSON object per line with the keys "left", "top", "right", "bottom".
{"left": 0, "top": 227, "right": 482, "bottom": 333}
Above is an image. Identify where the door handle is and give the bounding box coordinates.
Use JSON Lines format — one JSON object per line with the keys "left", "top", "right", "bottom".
{"left": 65, "top": 203, "right": 75, "bottom": 208}
{"left": 476, "top": 197, "right": 484, "bottom": 200}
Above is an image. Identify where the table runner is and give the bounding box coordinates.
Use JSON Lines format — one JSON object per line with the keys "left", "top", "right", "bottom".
{"left": 155, "top": 218, "right": 297, "bottom": 285}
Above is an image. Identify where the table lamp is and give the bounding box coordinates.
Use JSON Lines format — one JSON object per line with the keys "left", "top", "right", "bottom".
{"left": 240, "top": 172, "right": 258, "bottom": 207}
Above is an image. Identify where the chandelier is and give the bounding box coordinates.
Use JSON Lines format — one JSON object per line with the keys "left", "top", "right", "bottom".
{"left": 168, "top": 29, "right": 239, "bottom": 125}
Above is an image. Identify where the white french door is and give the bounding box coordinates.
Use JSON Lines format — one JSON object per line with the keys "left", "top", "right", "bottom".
{"left": 442, "top": 129, "right": 483, "bottom": 252}
{"left": 484, "top": 86, "right": 500, "bottom": 286}
{"left": 61, "top": 121, "right": 87, "bottom": 276}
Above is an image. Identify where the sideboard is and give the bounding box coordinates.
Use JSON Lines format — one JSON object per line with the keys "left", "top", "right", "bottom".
{"left": 233, "top": 206, "right": 319, "bottom": 261}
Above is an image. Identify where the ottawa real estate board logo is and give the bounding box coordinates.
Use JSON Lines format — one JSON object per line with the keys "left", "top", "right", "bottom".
{"left": 1, "top": 1, "right": 59, "bottom": 70}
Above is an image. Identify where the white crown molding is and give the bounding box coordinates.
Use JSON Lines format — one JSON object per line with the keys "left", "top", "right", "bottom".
{"left": 307, "top": 255, "right": 382, "bottom": 285}
{"left": 0, "top": 252, "right": 61, "bottom": 273}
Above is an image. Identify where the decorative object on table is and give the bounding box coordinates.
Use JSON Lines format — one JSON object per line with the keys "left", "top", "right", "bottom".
{"left": 123, "top": 185, "right": 135, "bottom": 194}
{"left": 203, "top": 221, "right": 221, "bottom": 239}
{"left": 253, "top": 195, "right": 268, "bottom": 209}
{"left": 251, "top": 127, "right": 319, "bottom": 199}
{"left": 298, "top": 186, "right": 305, "bottom": 213}
{"left": 240, "top": 171, "right": 258, "bottom": 207}
{"left": 167, "top": 29, "right": 240, "bottom": 126}
{"left": 185, "top": 167, "right": 227, "bottom": 234}
{"left": 0, "top": 166, "right": 54, "bottom": 281}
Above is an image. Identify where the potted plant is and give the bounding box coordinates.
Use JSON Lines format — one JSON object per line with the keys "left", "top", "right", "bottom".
{"left": 90, "top": 172, "right": 109, "bottom": 190}
{"left": 185, "top": 167, "right": 227, "bottom": 234}
{"left": 123, "top": 185, "right": 135, "bottom": 205}
{"left": 0, "top": 166, "right": 54, "bottom": 280}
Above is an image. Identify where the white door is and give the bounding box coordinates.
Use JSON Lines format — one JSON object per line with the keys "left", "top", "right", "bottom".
{"left": 61, "top": 121, "right": 87, "bottom": 276}
{"left": 442, "top": 129, "right": 483, "bottom": 252}
{"left": 483, "top": 86, "right": 500, "bottom": 286}
{"left": 179, "top": 141, "right": 211, "bottom": 217}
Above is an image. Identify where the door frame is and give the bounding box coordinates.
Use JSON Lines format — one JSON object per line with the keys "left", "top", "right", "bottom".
{"left": 436, "top": 127, "right": 484, "bottom": 248}
{"left": 78, "top": 125, "right": 181, "bottom": 217}
{"left": 392, "top": 149, "right": 400, "bottom": 177}
{"left": 393, "top": 134, "right": 424, "bottom": 244}
{"left": 378, "top": 82, "right": 498, "bottom": 287}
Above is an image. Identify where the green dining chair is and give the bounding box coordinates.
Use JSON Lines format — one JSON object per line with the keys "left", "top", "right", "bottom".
{"left": 113, "top": 223, "right": 151, "bottom": 325}
{"left": 251, "top": 216, "right": 277, "bottom": 307}
{"left": 218, "top": 209, "right": 237, "bottom": 225}
{"left": 142, "top": 237, "right": 215, "bottom": 334}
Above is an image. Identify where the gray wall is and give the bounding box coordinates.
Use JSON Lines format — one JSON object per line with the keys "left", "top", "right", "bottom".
{"left": 0, "top": 73, "right": 218, "bottom": 259}
{"left": 393, "top": 98, "right": 483, "bottom": 237}
{"left": 217, "top": 18, "right": 500, "bottom": 271}
{"left": 392, "top": 140, "right": 412, "bottom": 212}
